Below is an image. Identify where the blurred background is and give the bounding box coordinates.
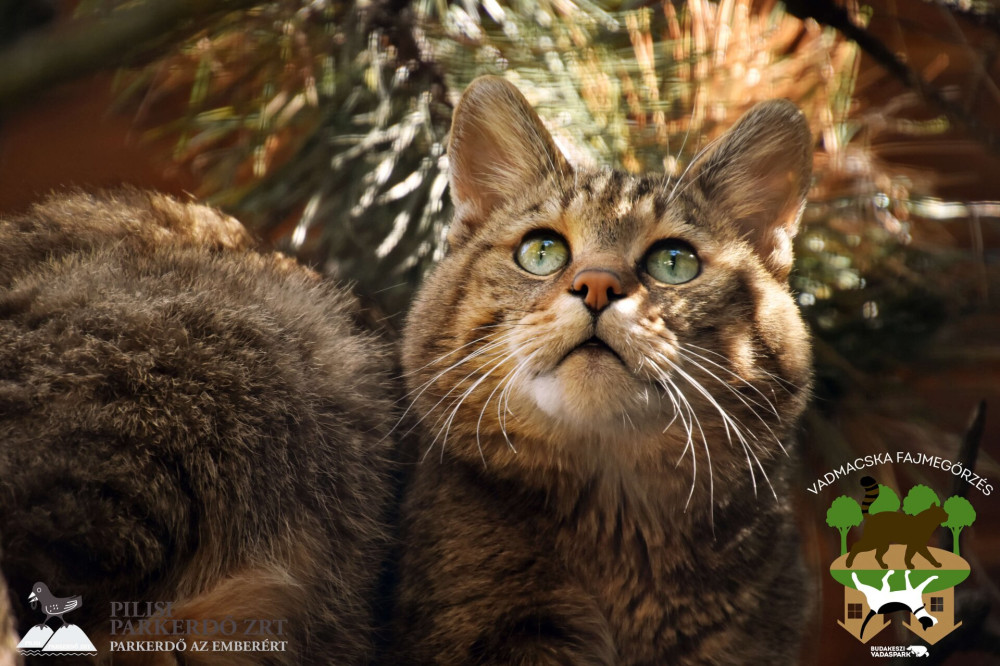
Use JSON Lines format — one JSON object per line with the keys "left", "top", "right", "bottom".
{"left": 0, "top": 1, "right": 997, "bottom": 663}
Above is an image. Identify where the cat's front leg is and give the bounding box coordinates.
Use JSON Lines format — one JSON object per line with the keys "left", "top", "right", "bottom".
{"left": 469, "top": 596, "right": 617, "bottom": 666}
{"left": 918, "top": 546, "right": 943, "bottom": 568}
{"left": 397, "top": 589, "right": 616, "bottom": 665}
{"left": 392, "top": 463, "right": 616, "bottom": 665}
{"left": 393, "top": 558, "right": 615, "bottom": 665}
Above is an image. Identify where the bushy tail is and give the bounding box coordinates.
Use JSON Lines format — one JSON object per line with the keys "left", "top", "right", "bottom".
{"left": 860, "top": 476, "right": 880, "bottom": 515}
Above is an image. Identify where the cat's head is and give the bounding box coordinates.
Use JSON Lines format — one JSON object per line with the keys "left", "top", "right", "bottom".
{"left": 404, "top": 76, "right": 812, "bottom": 482}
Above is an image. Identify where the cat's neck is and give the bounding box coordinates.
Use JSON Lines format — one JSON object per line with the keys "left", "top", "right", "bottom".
{"left": 459, "top": 429, "right": 790, "bottom": 541}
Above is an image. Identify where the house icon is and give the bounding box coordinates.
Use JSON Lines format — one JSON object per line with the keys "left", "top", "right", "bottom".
{"left": 831, "top": 545, "right": 968, "bottom": 645}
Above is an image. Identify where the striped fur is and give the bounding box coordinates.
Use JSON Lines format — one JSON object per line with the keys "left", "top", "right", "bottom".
{"left": 0, "top": 189, "right": 396, "bottom": 664}
{"left": 393, "top": 77, "right": 814, "bottom": 664}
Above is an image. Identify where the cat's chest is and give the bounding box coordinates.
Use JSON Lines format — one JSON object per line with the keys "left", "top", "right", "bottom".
{"left": 550, "top": 500, "right": 771, "bottom": 662}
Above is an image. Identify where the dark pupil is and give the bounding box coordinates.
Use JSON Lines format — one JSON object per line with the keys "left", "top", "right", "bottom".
{"left": 664, "top": 250, "right": 680, "bottom": 267}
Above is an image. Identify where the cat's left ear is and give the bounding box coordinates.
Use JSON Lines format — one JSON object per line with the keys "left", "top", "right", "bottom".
{"left": 688, "top": 100, "right": 813, "bottom": 279}
{"left": 447, "top": 76, "right": 572, "bottom": 246}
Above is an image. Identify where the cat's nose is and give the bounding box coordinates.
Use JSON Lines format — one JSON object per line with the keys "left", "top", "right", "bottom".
{"left": 570, "top": 269, "right": 624, "bottom": 312}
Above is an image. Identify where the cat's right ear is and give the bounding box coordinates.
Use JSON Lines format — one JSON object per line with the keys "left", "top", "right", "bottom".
{"left": 686, "top": 99, "right": 813, "bottom": 280}
{"left": 447, "top": 76, "right": 572, "bottom": 246}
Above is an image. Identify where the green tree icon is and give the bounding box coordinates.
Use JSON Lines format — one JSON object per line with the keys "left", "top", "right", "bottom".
{"left": 943, "top": 496, "right": 976, "bottom": 556}
{"left": 903, "top": 484, "right": 940, "bottom": 515}
{"left": 868, "top": 484, "right": 900, "bottom": 514}
{"left": 827, "top": 495, "right": 863, "bottom": 555}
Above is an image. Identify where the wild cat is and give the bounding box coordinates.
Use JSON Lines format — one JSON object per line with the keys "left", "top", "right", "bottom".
{"left": 0, "top": 189, "right": 396, "bottom": 664}
{"left": 846, "top": 477, "right": 948, "bottom": 570}
{"left": 392, "top": 77, "right": 814, "bottom": 664}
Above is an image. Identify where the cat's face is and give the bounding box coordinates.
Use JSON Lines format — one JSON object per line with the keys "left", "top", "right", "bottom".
{"left": 404, "top": 77, "right": 813, "bottom": 481}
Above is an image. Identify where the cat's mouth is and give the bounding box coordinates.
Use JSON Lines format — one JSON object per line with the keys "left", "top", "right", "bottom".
{"left": 561, "top": 336, "right": 626, "bottom": 366}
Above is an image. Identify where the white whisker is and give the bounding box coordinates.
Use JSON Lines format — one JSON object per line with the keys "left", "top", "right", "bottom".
{"left": 430, "top": 344, "right": 532, "bottom": 465}
{"left": 644, "top": 354, "right": 710, "bottom": 524}
{"left": 676, "top": 348, "right": 787, "bottom": 458}
{"left": 395, "top": 331, "right": 521, "bottom": 443}
{"left": 478, "top": 349, "right": 539, "bottom": 455}
{"left": 658, "top": 352, "right": 775, "bottom": 502}
{"left": 678, "top": 346, "right": 781, "bottom": 420}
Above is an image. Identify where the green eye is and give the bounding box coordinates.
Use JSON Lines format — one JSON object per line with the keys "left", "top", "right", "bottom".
{"left": 515, "top": 232, "right": 570, "bottom": 276}
{"left": 645, "top": 239, "right": 700, "bottom": 284}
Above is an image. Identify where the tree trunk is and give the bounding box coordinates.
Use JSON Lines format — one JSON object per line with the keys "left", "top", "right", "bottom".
{"left": 0, "top": 0, "right": 262, "bottom": 108}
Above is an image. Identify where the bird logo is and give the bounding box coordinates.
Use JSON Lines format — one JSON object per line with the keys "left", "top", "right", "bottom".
{"left": 16, "top": 581, "right": 97, "bottom": 656}
{"left": 28, "top": 582, "right": 82, "bottom": 628}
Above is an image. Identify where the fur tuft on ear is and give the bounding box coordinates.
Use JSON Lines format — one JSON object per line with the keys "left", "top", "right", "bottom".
{"left": 689, "top": 100, "right": 813, "bottom": 279}
{"left": 447, "top": 76, "right": 571, "bottom": 245}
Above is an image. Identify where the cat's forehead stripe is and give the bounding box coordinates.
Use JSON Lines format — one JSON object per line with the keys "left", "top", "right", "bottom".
{"left": 486, "top": 169, "right": 710, "bottom": 253}
{"left": 599, "top": 170, "right": 624, "bottom": 208}
{"left": 556, "top": 170, "right": 702, "bottom": 248}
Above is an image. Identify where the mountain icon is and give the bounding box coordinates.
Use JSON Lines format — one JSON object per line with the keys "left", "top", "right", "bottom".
{"left": 16, "top": 624, "right": 97, "bottom": 656}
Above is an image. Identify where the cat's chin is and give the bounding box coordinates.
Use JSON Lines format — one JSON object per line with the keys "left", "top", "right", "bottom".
{"left": 523, "top": 353, "right": 662, "bottom": 432}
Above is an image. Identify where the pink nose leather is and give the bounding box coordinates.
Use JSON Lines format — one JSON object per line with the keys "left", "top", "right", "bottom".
{"left": 571, "top": 270, "right": 623, "bottom": 312}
